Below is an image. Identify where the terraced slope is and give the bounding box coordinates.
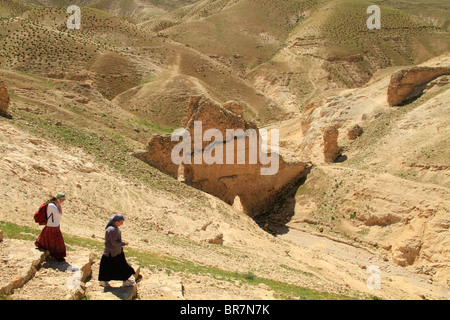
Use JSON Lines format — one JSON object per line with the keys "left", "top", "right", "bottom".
{"left": 248, "top": 0, "right": 450, "bottom": 113}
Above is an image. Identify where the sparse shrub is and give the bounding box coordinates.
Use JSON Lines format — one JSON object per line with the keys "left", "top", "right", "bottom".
{"left": 242, "top": 271, "right": 255, "bottom": 280}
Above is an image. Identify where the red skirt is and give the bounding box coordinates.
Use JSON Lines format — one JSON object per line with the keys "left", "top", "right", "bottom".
{"left": 35, "top": 226, "right": 66, "bottom": 260}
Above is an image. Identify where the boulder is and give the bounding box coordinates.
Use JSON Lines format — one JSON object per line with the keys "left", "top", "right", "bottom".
{"left": 347, "top": 124, "right": 363, "bottom": 140}
{"left": 207, "top": 233, "right": 224, "bottom": 245}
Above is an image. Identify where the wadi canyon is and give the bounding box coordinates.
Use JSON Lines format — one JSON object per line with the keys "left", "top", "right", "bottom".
{"left": 0, "top": 0, "right": 449, "bottom": 301}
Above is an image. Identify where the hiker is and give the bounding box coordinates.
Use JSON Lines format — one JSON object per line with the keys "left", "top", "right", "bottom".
{"left": 35, "top": 192, "right": 67, "bottom": 261}
{"left": 98, "top": 214, "right": 135, "bottom": 287}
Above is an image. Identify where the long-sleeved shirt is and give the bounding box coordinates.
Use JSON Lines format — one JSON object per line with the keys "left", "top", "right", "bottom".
{"left": 103, "top": 226, "right": 126, "bottom": 257}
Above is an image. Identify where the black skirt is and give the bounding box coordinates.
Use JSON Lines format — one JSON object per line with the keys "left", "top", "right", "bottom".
{"left": 98, "top": 251, "right": 135, "bottom": 281}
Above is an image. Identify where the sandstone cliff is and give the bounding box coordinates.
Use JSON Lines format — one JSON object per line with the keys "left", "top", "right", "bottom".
{"left": 135, "top": 96, "right": 311, "bottom": 217}
{"left": 387, "top": 66, "right": 450, "bottom": 106}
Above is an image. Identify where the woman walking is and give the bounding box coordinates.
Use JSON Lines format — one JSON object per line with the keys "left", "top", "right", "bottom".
{"left": 98, "top": 214, "right": 135, "bottom": 287}
{"left": 35, "top": 192, "right": 67, "bottom": 261}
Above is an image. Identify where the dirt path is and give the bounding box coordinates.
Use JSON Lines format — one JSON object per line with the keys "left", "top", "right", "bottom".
{"left": 271, "top": 224, "right": 449, "bottom": 300}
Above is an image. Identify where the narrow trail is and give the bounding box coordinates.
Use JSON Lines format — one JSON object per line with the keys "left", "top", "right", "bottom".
{"left": 269, "top": 223, "right": 448, "bottom": 300}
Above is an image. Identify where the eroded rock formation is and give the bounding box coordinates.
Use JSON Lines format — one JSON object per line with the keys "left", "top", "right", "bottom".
{"left": 323, "top": 125, "right": 341, "bottom": 163}
{"left": 387, "top": 66, "right": 450, "bottom": 106}
{"left": 135, "top": 96, "right": 311, "bottom": 217}
{"left": 0, "top": 81, "right": 11, "bottom": 116}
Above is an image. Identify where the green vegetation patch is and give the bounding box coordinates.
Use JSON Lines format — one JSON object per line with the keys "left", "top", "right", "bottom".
{"left": 0, "top": 220, "right": 358, "bottom": 300}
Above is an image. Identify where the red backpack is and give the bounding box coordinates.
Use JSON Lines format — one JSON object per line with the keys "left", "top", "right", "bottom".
{"left": 34, "top": 203, "right": 48, "bottom": 225}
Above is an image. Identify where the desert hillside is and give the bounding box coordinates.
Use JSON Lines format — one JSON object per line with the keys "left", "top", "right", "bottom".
{"left": 0, "top": 0, "right": 449, "bottom": 301}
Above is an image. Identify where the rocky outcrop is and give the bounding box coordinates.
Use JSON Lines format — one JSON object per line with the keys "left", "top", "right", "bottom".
{"left": 323, "top": 125, "right": 341, "bottom": 163}
{"left": 347, "top": 124, "right": 363, "bottom": 141}
{"left": 0, "top": 81, "right": 11, "bottom": 116}
{"left": 137, "top": 134, "right": 181, "bottom": 179}
{"left": 0, "top": 239, "right": 49, "bottom": 295}
{"left": 426, "top": 75, "right": 449, "bottom": 91}
{"left": 0, "top": 238, "right": 94, "bottom": 300}
{"left": 135, "top": 96, "right": 311, "bottom": 217}
{"left": 387, "top": 67, "right": 450, "bottom": 106}
{"left": 392, "top": 237, "right": 423, "bottom": 267}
